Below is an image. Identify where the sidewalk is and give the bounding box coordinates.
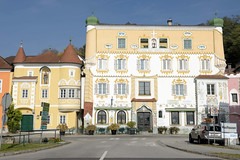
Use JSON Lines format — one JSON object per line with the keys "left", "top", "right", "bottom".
{"left": 159, "top": 135, "right": 240, "bottom": 159}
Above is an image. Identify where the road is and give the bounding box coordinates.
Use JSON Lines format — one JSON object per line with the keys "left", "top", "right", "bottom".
{"left": 0, "top": 135, "right": 219, "bottom": 160}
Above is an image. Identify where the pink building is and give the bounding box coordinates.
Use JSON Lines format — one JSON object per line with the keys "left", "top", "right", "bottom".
{"left": 226, "top": 73, "right": 240, "bottom": 136}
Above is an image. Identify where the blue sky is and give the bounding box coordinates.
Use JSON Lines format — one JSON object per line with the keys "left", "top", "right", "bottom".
{"left": 1, "top": 0, "right": 240, "bottom": 58}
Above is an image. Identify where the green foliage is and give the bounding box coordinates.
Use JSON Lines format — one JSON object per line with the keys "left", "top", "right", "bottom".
{"left": 126, "top": 121, "right": 136, "bottom": 129}
{"left": 169, "top": 127, "right": 180, "bottom": 134}
{"left": 158, "top": 126, "right": 168, "bottom": 134}
{"left": 108, "top": 123, "right": 120, "bottom": 130}
{"left": 86, "top": 124, "right": 96, "bottom": 131}
{"left": 56, "top": 123, "right": 68, "bottom": 132}
{"left": 6, "top": 104, "right": 22, "bottom": 133}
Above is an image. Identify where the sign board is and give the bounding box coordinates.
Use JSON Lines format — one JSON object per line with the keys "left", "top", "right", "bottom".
{"left": 211, "top": 106, "right": 218, "bottom": 116}
{"left": 222, "top": 133, "right": 238, "bottom": 139}
{"left": 41, "top": 102, "right": 49, "bottom": 129}
{"left": 1, "top": 93, "right": 11, "bottom": 113}
{"left": 221, "top": 123, "right": 237, "bottom": 133}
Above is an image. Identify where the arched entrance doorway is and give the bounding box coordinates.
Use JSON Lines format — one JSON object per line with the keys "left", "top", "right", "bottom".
{"left": 137, "top": 105, "right": 152, "bottom": 131}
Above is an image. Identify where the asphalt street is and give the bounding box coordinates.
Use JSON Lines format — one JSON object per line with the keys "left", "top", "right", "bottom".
{"left": 0, "top": 135, "right": 220, "bottom": 160}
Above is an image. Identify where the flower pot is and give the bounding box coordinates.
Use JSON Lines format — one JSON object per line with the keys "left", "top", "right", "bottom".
{"left": 111, "top": 130, "right": 117, "bottom": 135}
{"left": 60, "top": 131, "right": 65, "bottom": 135}
{"left": 130, "top": 129, "right": 135, "bottom": 135}
{"left": 88, "top": 130, "right": 94, "bottom": 135}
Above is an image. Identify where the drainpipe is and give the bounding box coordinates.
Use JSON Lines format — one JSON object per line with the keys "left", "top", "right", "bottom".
{"left": 195, "top": 78, "right": 199, "bottom": 125}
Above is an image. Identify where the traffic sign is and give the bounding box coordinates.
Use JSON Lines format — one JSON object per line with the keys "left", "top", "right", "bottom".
{"left": 1, "top": 93, "right": 11, "bottom": 113}
{"left": 211, "top": 106, "right": 218, "bottom": 116}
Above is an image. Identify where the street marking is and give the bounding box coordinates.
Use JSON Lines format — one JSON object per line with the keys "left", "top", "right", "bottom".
{"left": 99, "top": 151, "right": 108, "bottom": 160}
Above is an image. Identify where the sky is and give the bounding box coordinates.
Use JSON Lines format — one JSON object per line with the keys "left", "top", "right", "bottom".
{"left": 0, "top": 0, "right": 240, "bottom": 58}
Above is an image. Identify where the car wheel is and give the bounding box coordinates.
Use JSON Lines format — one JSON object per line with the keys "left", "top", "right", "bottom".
{"left": 198, "top": 136, "right": 202, "bottom": 144}
{"left": 189, "top": 135, "right": 193, "bottom": 143}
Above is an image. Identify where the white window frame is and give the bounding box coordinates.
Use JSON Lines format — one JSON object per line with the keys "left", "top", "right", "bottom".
{"left": 175, "top": 84, "right": 184, "bottom": 96}
{"left": 179, "top": 59, "right": 188, "bottom": 71}
{"left": 28, "top": 71, "right": 33, "bottom": 77}
{"left": 162, "top": 59, "right": 171, "bottom": 71}
{"left": 183, "top": 39, "right": 192, "bottom": 49}
{"left": 118, "top": 83, "right": 126, "bottom": 95}
{"left": 69, "top": 69, "right": 75, "bottom": 77}
{"left": 98, "top": 58, "right": 108, "bottom": 71}
{"left": 98, "top": 83, "right": 107, "bottom": 95}
{"left": 60, "top": 89, "right": 66, "bottom": 98}
{"left": 69, "top": 89, "right": 75, "bottom": 98}
{"left": 0, "top": 80, "right": 2, "bottom": 93}
{"left": 138, "top": 59, "right": 149, "bottom": 71}
{"left": 42, "top": 89, "right": 48, "bottom": 98}
{"left": 201, "top": 59, "right": 210, "bottom": 71}
{"left": 60, "top": 115, "right": 66, "bottom": 124}
{"left": 139, "top": 81, "right": 151, "bottom": 96}
{"left": 117, "top": 38, "right": 126, "bottom": 49}
{"left": 22, "top": 89, "right": 28, "bottom": 98}
{"left": 207, "top": 84, "right": 215, "bottom": 95}
{"left": 115, "top": 59, "right": 127, "bottom": 71}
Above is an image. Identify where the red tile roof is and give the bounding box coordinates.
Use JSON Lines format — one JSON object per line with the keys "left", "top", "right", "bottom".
{"left": 13, "top": 47, "right": 26, "bottom": 63}
{"left": 131, "top": 98, "right": 157, "bottom": 102}
{"left": 24, "top": 51, "right": 60, "bottom": 63}
{"left": 60, "top": 44, "right": 82, "bottom": 64}
{"left": 195, "top": 75, "right": 228, "bottom": 79}
{"left": 0, "top": 56, "right": 12, "bottom": 69}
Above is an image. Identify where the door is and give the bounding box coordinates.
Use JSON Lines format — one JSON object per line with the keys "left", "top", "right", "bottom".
{"left": 137, "top": 112, "right": 151, "bottom": 131}
{"left": 21, "top": 115, "right": 33, "bottom": 131}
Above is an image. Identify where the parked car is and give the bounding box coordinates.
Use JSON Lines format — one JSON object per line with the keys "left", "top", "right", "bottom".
{"left": 189, "top": 123, "right": 224, "bottom": 145}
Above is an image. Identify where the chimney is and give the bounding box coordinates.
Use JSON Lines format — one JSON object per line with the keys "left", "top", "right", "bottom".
{"left": 167, "top": 18, "right": 172, "bottom": 26}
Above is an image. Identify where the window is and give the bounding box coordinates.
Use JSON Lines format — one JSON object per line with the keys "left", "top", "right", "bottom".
{"left": 186, "top": 112, "right": 194, "bottom": 125}
{"left": 171, "top": 111, "right": 179, "bottom": 125}
{"left": 179, "top": 59, "right": 188, "bottom": 71}
{"left": 117, "top": 110, "right": 126, "bottom": 124}
{"left": 159, "top": 111, "right": 162, "bottom": 118}
{"left": 42, "top": 89, "right": 48, "bottom": 98}
{"left": 40, "top": 67, "right": 50, "bottom": 85}
{"left": 97, "top": 110, "right": 106, "bottom": 124}
{"left": 175, "top": 84, "right": 184, "bottom": 96}
{"left": 28, "top": 71, "right": 33, "bottom": 77}
{"left": 98, "top": 58, "right": 108, "bottom": 70}
{"left": 0, "top": 80, "right": 2, "bottom": 93}
{"left": 69, "top": 89, "right": 75, "bottom": 98}
{"left": 201, "top": 59, "right": 210, "bottom": 71}
{"left": 60, "top": 115, "right": 66, "bottom": 124}
{"left": 60, "top": 89, "right": 66, "bottom": 98}
{"left": 98, "top": 83, "right": 107, "bottom": 95}
{"left": 159, "top": 38, "right": 168, "bottom": 48}
{"left": 137, "top": 59, "right": 149, "bottom": 71}
{"left": 162, "top": 59, "right": 171, "bottom": 71}
{"left": 118, "top": 83, "right": 126, "bottom": 95}
{"left": 184, "top": 39, "right": 192, "bottom": 49}
{"left": 118, "top": 38, "right": 126, "bottom": 49}
{"left": 22, "top": 89, "right": 28, "bottom": 98}
{"left": 232, "top": 93, "right": 238, "bottom": 103}
{"left": 140, "top": 38, "right": 148, "bottom": 48}
{"left": 114, "top": 59, "right": 127, "bottom": 71}
{"left": 207, "top": 84, "right": 215, "bottom": 95}
{"left": 69, "top": 70, "right": 75, "bottom": 77}
{"left": 139, "top": 82, "right": 150, "bottom": 95}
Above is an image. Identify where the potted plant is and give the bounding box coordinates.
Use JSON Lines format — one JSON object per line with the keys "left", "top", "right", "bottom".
{"left": 158, "top": 126, "right": 168, "bottom": 134}
{"left": 169, "top": 126, "right": 180, "bottom": 134}
{"left": 86, "top": 124, "right": 96, "bottom": 135}
{"left": 127, "top": 121, "right": 136, "bottom": 135}
{"left": 109, "top": 123, "right": 120, "bottom": 135}
{"left": 57, "top": 123, "right": 68, "bottom": 135}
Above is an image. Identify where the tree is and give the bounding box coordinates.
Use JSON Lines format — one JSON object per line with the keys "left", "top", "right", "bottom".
{"left": 42, "top": 48, "right": 59, "bottom": 55}
{"left": 6, "top": 104, "right": 22, "bottom": 133}
{"left": 76, "top": 44, "right": 86, "bottom": 59}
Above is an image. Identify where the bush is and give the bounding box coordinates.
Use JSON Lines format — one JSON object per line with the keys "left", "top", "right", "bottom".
{"left": 57, "top": 123, "right": 68, "bottom": 132}
{"left": 169, "top": 127, "right": 180, "bottom": 134}
{"left": 7, "top": 104, "right": 22, "bottom": 133}
{"left": 126, "top": 121, "right": 136, "bottom": 129}
{"left": 42, "top": 137, "right": 48, "bottom": 143}
{"left": 86, "top": 124, "right": 96, "bottom": 131}
{"left": 158, "top": 126, "right": 168, "bottom": 134}
{"left": 148, "top": 129, "right": 153, "bottom": 133}
{"left": 109, "top": 123, "right": 120, "bottom": 130}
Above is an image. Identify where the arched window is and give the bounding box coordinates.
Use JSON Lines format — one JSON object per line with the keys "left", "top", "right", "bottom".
{"left": 40, "top": 66, "right": 51, "bottom": 85}
{"left": 97, "top": 110, "right": 106, "bottom": 124}
{"left": 117, "top": 110, "right": 126, "bottom": 124}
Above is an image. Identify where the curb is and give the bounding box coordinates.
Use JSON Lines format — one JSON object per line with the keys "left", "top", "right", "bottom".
{"left": 0, "top": 141, "right": 71, "bottom": 157}
{"left": 163, "top": 143, "right": 240, "bottom": 160}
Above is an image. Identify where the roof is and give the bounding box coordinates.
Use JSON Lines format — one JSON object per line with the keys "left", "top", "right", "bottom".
{"left": 12, "top": 76, "right": 38, "bottom": 80}
{"left": 131, "top": 98, "right": 157, "bottom": 102}
{"left": 195, "top": 75, "right": 228, "bottom": 79}
{"left": 60, "top": 44, "right": 83, "bottom": 64}
{"left": 5, "top": 56, "right": 15, "bottom": 65}
{"left": 24, "top": 51, "right": 60, "bottom": 63}
{"left": 13, "top": 47, "right": 26, "bottom": 63}
{"left": 0, "top": 56, "right": 12, "bottom": 69}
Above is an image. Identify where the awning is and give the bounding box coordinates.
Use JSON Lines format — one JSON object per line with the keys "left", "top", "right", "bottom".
{"left": 165, "top": 108, "right": 196, "bottom": 112}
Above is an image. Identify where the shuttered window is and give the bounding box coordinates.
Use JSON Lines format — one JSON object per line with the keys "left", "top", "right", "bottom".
{"left": 114, "top": 59, "right": 127, "bottom": 71}
{"left": 137, "top": 59, "right": 149, "bottom": 71}
{"left": 163, "top": 59, "right": 171, "bottom": 71}
{"left": 179, "top": 59, "right": 188, "bottom": 71}
{"left": 201, "top": 59, "right": 210, "bottom": 71}
{"left": 98, "top": 59, "right": 108, "bottom": 70}
{"left": 95, "top": 83, "right": 109, "bottom": 95}
{"left": 172, "top": 84, "right": 187, "bottom": 96}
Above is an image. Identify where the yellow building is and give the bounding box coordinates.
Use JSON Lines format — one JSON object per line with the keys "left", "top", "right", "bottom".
{"left": 12, "top": 43, "right": 83, "bottom": 131}
{"left": 83, "top": 14, "right": 227, "bottom": 133}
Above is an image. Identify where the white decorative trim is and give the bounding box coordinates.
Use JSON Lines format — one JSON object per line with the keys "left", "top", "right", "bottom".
{"left": 215, "top": 27, "right": 223, "bottom": 34}
{"left": 86, "top": 25, "right": 96, "bottom": 32}
{"left": 13, "top": 79, "right": 37, "bottom": 82}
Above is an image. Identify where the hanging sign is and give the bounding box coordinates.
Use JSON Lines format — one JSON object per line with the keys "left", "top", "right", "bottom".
{"left": 41, "top": 102, "right": 50, "bottom": 129}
